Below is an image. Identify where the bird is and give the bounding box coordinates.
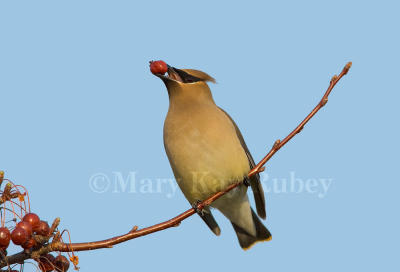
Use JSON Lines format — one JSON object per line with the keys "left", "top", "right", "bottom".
{"left": 152, "top": 62, "right": 271, "bottom": 249}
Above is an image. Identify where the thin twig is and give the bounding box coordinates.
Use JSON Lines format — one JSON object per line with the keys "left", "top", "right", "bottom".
{"left": 248, "top": 61, "right": 352, "bottom": 176}
{"left": 0, "top": 62, "right": 351, "bottom": 267}
{"left": 57, "top": 62, "right": 352, "bottom": 252}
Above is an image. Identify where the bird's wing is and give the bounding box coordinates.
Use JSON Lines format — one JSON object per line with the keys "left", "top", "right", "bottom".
{"left": 200, "top": 207, "right": 221, "bottom": 236}
{"left": 218, "top": 108, "right": 266, "bottom": 219}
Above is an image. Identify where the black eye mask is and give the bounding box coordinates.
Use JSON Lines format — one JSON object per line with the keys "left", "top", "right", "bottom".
{"left": 170, "top": 67, "right": 202, "bottom": 83}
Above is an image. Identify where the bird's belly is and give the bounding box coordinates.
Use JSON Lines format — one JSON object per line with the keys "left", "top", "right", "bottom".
{"left": 164, "top": 115, "right": 250, "bottom": 203}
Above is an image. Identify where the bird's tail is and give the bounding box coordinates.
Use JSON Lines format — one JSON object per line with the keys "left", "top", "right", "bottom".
{"left": 231, "top": 208, "right": 272, "bottom": 250}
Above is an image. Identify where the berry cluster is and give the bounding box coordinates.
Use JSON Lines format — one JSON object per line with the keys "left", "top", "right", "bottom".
{"left": 0, "top": 213, "right": 47, "bottom": 249}
{"left": 38, "top": 253, "right": 70, "bottom": 272}
{"left": 0, "top": 171, "right": 75, "bottom": 271}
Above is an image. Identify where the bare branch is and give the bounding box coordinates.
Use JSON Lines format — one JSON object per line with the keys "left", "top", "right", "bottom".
{"left": 0, "top": 62, "right": 351, "bottom": 268}
{"left": 58, "top": 62, "right": 352, "bottom": 252}
{"left": 248, "top": 61, "right": 352, "bottom": 177}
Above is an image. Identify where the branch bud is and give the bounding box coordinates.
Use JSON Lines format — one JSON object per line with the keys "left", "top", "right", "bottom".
{"left": 273, "top": 139, "right": 281, "bottom": 150}
{"left": 330, "top": 75, "right": 338, "bottom": 84}
{"left": 130, "top": 226, "right": 138, "bottom": 233}
{"left": 343, "top": 62, "right": 352, "bottom": 75}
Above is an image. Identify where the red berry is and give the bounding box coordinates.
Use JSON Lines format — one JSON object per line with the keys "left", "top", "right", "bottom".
{"left": 54, "top": 255, "right": 70, "bottom": 271}
{"left": 36, "top": 221, "right": 50, "bottom": 236}
{"left": 150, "top": 60, "right": 168, "bottom": 75}
{"left": 38, "top": 253, "right": 55, "bottom": 272}
{"left": 16, "top": 221, "right": 33, "bottom": 237}
{"left": 23, "top": 213, "right": 40, "bottom": 232}
{"left": 11, "top": 227, "right": 28, "bottom": 245}
{"left": 22, "top": 238, "right": 36, "bottom": 249}
{"left": 0, "top": 227, "right": 11, "bottom": 248}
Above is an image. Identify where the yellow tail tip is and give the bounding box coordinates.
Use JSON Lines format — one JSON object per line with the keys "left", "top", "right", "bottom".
{"left": 242, "top": 236, "right": 272, "bottom": 251}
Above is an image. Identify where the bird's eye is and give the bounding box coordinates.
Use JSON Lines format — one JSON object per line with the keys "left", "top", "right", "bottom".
{"left": 173, "top": 68, "right": 202, "bottom": 83}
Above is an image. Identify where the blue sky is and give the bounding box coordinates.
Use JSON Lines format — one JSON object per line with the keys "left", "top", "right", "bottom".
{"left": 1, "top": 1, "right": 399, "bottom": 271}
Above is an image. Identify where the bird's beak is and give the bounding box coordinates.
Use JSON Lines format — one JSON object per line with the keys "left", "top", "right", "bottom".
{"left": 155, "top": 65, "right": 184, "bottom": 83}
{"left": 152, "top": 62, "right": 202, "bottom": 84}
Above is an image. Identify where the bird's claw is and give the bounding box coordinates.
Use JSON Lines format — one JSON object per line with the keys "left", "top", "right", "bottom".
{"left": 192, "top": 200, "right": 205, "bottom": 216}
{"left": 243, "top": 177, "right": 251, "bottom": 187}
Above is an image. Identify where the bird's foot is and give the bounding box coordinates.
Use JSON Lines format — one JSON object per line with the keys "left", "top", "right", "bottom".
{"left": 243, "top": 177, "right": 251, "bottom": 187}
{"left": 192, "top": 200, "right": 205, "bottom": 216}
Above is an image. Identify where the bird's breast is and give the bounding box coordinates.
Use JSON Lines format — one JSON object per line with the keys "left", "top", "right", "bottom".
{"left": 163, "top": 105, "right": 250, "bottom": 202}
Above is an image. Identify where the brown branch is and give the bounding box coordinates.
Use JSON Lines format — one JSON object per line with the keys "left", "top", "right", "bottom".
{"left": 0, "top": 62, "right": 351, "bottom": 267}
{"left": 58, "top": 62, "right": 352, "bottom": 251}
{"left": 249, "top": 61, "right": 352, "bottom": 176}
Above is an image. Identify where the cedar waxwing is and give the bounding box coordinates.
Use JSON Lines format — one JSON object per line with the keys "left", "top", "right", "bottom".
{"left": 153, "top": 63, "right": 271, "bottom": 249}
